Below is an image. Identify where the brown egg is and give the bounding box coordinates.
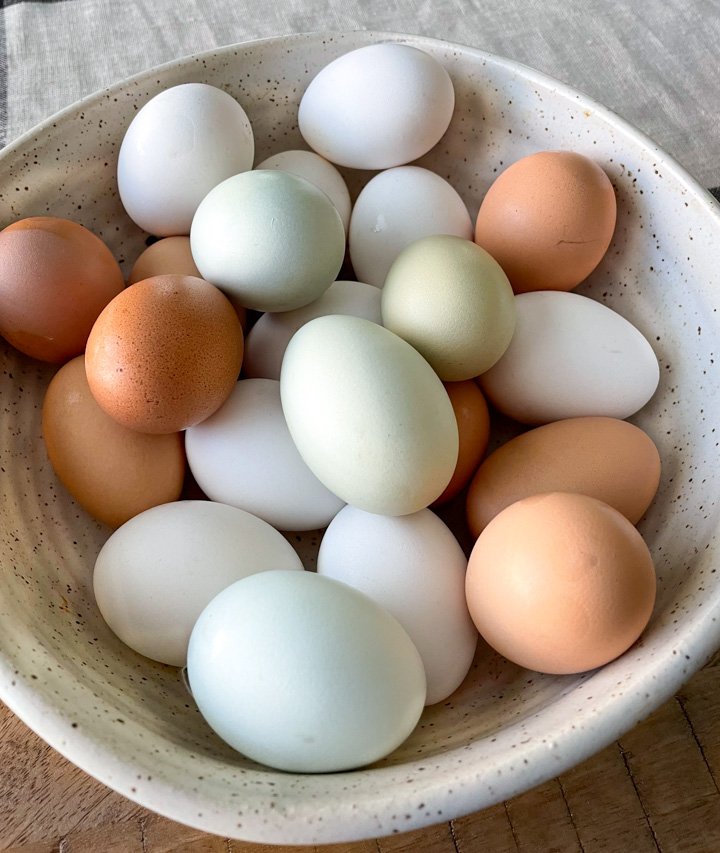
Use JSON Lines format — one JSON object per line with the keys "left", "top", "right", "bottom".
{"left": 42, "top": 356, "right": 185, "bottom": 528}
{"left": 474, "top": 151, "right": 617, "bottom": 293}
{"left": 466, "top": 416, "right": 661, "bottom": 537}
{"left": 127, "top": 237, "right": 247, "bottom": 329}
{"left": 85, "top": 274, "right": 243, "bottom": 434}
{"left": 433, "top": 380, "right": 490, "bottom": 505}
{"left": 0, "top": 216, "right": 125, "bottom": 362}
{"left": 465, "top": 492, "right": 656, "bottom": 674}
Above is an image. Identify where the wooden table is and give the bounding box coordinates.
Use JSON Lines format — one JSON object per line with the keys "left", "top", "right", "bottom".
{"left": 2, "top": 657, "right": 720, "bottom": 853}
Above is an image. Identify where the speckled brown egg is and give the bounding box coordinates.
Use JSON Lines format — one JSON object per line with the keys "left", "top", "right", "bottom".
{"left": 0, "top": 216, "right": 125, "bottom": 362}
{"left": 42, "top": 355, "right": 185, "bottom": 528}
{"left": 85, "top": 274, "right": 243, "bottom": 434}
{"left": 474, "top": 151, "right": 617, "bottom": 293}
{"left": 465, "top": 492, "right": 656, "bottom": 674}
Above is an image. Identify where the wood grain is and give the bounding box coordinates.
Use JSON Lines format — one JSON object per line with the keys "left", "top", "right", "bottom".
{"left": 3, "top": 662, "right": 720, "bottom": 852}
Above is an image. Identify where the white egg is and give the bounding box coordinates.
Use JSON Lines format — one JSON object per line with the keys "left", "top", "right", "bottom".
{"left": 92, "top": 501, "right": 303, "bottom": 667}
{"left": 187, "top": 570, "right": 426, "bottom": 772}
{"left": 255, "top": 149, "right": 352, "bottom": 233}
{"left": 349, "top": 166, "right": 472, "bottom": 287}
{"left": 185, "top": 378, "right": 344, "bottom": 531}
{"left": 317, "top": 506, "right": 477, "bottom": 705}
{"left": 117, "top": 83, "right": 254, "bottom": 236}
{"left": 280, "top": 315, "right": 459, "bottom": 516}
{"left": 298, "top": 43, "right": 455, "bottom": 169}
{"left": 479, "top": 291, "right": 661, "bottom": 423}
{"left": 190, "top": 170, "right": 345, "bottom": 312}
{"left": 243, "top": 280, "right": 382, "bottom": 380}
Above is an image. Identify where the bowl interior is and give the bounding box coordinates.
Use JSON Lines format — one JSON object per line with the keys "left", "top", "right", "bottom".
{"left": 0, "top": 30, "right": 719, "bottom": 845}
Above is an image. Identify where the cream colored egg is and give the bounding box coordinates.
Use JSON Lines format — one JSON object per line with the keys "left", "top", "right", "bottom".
{"left": 280, "top": 315, "right": 458, "bottom": 516}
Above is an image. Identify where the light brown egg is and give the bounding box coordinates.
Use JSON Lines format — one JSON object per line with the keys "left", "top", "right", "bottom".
{"left": 42, "top": 356, "right": 185, "bottom": 528}
{"left": 474, "top": 151, "right": 617, "bottom": 294}
{"left": 465, "top": 492, "right": 656, "bottom": 674}
{"left": 433, "top": 380, "right": 490, "bottom": 505}
{"left": 0, "top": 216, "right": 124, "bottom": 362}
{"left": 85, "top": 274, "right": 243, "bottom": 434}
{"left": 128, "top": 236, "right": 247, "bottom": 328}
{"left": 466, "top": 416, "right": 660, "bottom": 537}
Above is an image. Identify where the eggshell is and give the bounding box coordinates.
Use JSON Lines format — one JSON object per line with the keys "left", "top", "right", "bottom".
{"left": 255, "top": 149, "right": 352, "bottom": 233}
{"left": 348, "top": 166, "right": 472, "bottom": 287}
{"left": 317, "top": 505, "right": 477, "bottom": 705}
{"left": 474, "top": 150, "right": 617, "bottom": 293}
{"left": 242, "top": 280, "right": 382, "bottom": 380}
{"left": 185, "top": 378, "right": 344, "bottom": 531}
{"left": 465, "top": 492, "right": 656, "bottom": 674}
{"left": 280, "top": 315, "right": 459, "bottom": 516}
{"left": 382, "top": 235, "right": 516, "bottom": 380}
{"left": 187, "top": 570, "right": 426, "bottom": 772}
{"left": 298, "top": 43, "right": 455, "bottom": 169}
{"left": 479, "top": 291, "right": 660, "bottom": 423}
{"left": 42, "top": 356, "right": 185, "bottom": 528}
{"left": 93, "top": 501, "right": 303, "bottom": 666}
{"left": 190, "top": 170, "right": 345, "bottom": 312}
{"left": 433, "top": 381, "right": 490, "bottom": 506}
{"left": 85, "top": 274, "right": 243, "bottom": 434}
{"left": 0, "top": 216, "right": 124, "bottom": 362}
{"left": 117, "top": 83, "right": 254, "bottom": 236}
{"left": 466, "top": 416, "right": 661, "bottom": 537}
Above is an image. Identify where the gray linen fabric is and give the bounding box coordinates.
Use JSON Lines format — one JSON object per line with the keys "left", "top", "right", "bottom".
{"left": 1, "top": 0, "right": 719, "bottom": 190}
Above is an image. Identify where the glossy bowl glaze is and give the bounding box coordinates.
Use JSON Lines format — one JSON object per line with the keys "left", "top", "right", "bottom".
{"left": 0, "top": 30, "right": 719, "bottom": 845}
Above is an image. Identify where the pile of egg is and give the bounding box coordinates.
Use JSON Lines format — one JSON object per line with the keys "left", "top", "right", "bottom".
{"left": 0, "top": 43, "right": 662, "bottom": 774}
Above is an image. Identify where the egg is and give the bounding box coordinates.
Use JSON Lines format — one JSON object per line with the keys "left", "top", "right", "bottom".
{"left": 317, "top": 505, "right": 477, "bottom": 705}
{"left": 255, "top": 149, "right": 352, "bottom": 233}
{"left": 242, "top": 280, "right": 382, "bottom": 381}
{"left": 187, "top": 570, "right": 426, "bottom": 772}
{"left": 298, "top": 43, "right": 455, "bottom": 169}
{"left": 474, "top": 150, "right": 617, "bottom": 293}
{"left": 185, "top": 378, "right": 344, "bottom": 531}
{"left": 280, "top": 315, "right": 459, "bottom": 516}
{"left": 190, "top": 170, "right": 345, "bottom": 312}
{"left": 465, "top": 492, "right": 657, "bottom": 674}
{"left": 127, "top": 236, "right": 201, "bottom": 284}
{"left": 479, "top": 291, "right": 660, "bottom": 423}
{"left": 382, "top": 235, "right": 516, "bottom": 380}
{"left": 117, "top": 83, "right": 254, "bottom": 236}
{"left": 93, "top": 501, "right": 303, "bottom": 666}
{"left": 348, "top": 166, "right": 473, "bottom": 287}
{"left": 41, "top": 356, "right": 185, "bottom": 528}
{"left": 466, "top": 416, "right": 662, "bottom": 537}
{"left": 0, "top": 216, "right": 124, "bottom": 362}
{"left": 433, "top": 380, "right": 490, "bottom": 506}
{"left": 85, "top": 274, "right": 243, "bottom": 434}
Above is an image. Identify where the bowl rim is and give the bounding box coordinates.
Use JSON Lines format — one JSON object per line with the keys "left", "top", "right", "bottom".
{"left": 2, "top": 27, "right": 720, "bottom": 845}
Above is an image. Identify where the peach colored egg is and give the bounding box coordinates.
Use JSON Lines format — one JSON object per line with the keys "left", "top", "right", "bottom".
{"left": 433, "top": 381, "right": 490, "bottom": 505}
{"left": 465, "top": 492, "right": 656, "bottom": 674}
{"left": 85, "top": 274, "right": 243, "bottom": 434}
{"left": 42, "top": 356, "right": 185, "bottom": 528}
{"left": 466, "top": 416, "right": 661, "bottom": 537}
{"left": 0, "top": 216, "right": 124, "bottom": 362}
{"left": 474, "top": 151, "right": 617, "bottom": 294}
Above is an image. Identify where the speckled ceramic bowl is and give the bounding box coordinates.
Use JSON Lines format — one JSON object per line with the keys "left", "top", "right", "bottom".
{"left": 0, "top": 30, "right": 719, "bottom": 845}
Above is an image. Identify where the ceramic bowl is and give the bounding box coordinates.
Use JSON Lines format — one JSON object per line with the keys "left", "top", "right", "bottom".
{"left": 1, "top": 30, "right": 719, "bottom": 845}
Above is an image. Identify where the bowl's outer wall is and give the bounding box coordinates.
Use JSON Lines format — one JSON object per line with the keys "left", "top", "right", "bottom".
{"left": 0, "top": 30, "right": 719, "bottom": 844}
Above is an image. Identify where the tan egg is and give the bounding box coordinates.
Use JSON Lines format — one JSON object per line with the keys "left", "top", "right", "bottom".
{"left": 466, "top": 416, "right": 660, "bottom": 537}
{"left": 465, "top": 492, "right": 656, "bottom": 674}
{"left": 0, "top": 216, "right": 124, "bottom": 362}
{"left": 85, "top": 274, "right": 243, "bottom": 434}
{"left": 42, "top": 356, "right": 185, "bottom": 528}
{"left": 474, "top": 151, "right": 616, "bottom": 294}
{"left": 128, "top": 237, "right": 247, "bottom": 328}
{"left": 433, "top": 381, "right": 490, "bottom": 505}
